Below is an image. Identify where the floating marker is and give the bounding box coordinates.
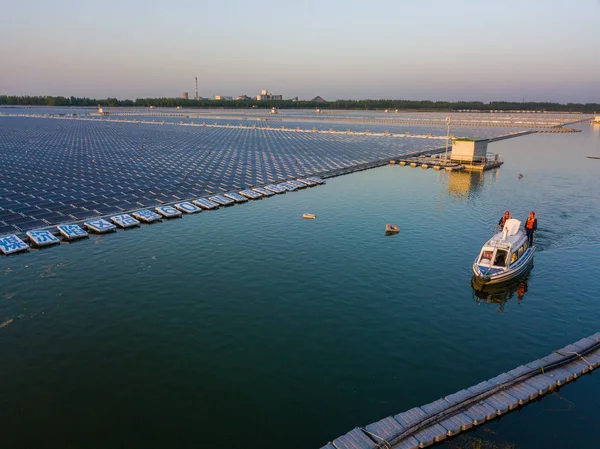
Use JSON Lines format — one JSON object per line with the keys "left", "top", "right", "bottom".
{"left": 57, "top": 224, "right": 89, "bottom": 240}
{"left": 84, "top": 218, "right": 117, "bottom": 233}
{"left": 155, "top": 205, "right": 182, "bottom": 218}
{"left": 192, "top": 198, "right": 220, "bottom": 210}
{"left": 0, "top": 234, "right": 29, "bottom": 255}
{"left": 224, "top": 192, "right": 248, "bottom": 203}
{"left": 27, "top": 230, "right": 60, "bottom": 247}
{"left": 111, "top": 214, "right": 140, "bottom": 228}
{"left": 132, "top": 209, "right": 162, "bottom": 223}
{"left": 174, "top": 202, "right": 201, "bottom": 214}
{"left": 208, "top": 195, "right": 234, "bottom": 206}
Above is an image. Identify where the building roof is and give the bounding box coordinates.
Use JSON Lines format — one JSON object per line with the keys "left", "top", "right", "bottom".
{"left": 452, "top": 137, "right": 489, "bottom": 142}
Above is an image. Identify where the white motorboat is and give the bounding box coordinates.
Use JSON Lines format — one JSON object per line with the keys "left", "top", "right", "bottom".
{"left": 472, "top": 219, "right": 535, "bottom": 285}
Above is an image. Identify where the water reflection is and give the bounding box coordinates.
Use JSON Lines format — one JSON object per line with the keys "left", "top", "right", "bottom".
{"left": 471, "top": 268, "right": 532, "bottom": 312}
{"left": 444, "top": 170, "right": 486, "bottom": 200}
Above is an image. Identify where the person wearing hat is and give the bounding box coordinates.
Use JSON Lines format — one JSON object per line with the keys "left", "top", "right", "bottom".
{"left": 525, "top": 211, "right": 537, "bottom": 246}
{"left": 498, "top": 210, "right": 511, "bottom": 229}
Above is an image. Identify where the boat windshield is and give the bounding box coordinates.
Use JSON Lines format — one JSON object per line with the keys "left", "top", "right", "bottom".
{"left": 493, "top": 249, "right": 508, "bottom": 268}
{"left": 479, "top": 250, "right": 494, "bottom": 265}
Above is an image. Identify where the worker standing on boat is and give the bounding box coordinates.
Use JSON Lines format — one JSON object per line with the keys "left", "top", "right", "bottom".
{"left": 498, "top": 211, "right": 511, "bottom": 229}
{"left": 525, "top": 211, "right": 537, "bottom": 246}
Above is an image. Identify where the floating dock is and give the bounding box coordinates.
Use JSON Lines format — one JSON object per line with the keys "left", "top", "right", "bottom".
{"left": 321, "top": 333, "right": 600, "bottom": 449}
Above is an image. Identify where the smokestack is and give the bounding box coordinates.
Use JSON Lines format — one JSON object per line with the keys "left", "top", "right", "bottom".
{"left": 195, "top": 77, "right": 199, "bottom": 101}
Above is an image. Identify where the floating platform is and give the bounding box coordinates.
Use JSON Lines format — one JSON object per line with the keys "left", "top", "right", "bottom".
{"left": 393, "top": 154, "right": 503, "bottom": 173}
{"left": 193, "top": 198, "right": 220, "bottom": 210}
{"left": 322, "top": 333, "right": 600, "bottom": 449}
{"left": 224, "top": 192, "right": 248, "bottom": 203}
{"left": 0, "top": 234, "right": 29, "bottom": 255}
{"left": 298, "top": 178, "right": 316, "bottom": 186}
{"left": 132, "top": 209, "right": 162, "bottom": 223}
{"left": 287, "top": 180, "right": 308, "bottom": 189}
{"left": 155, "top": 205, "right": 183, "bottom": 218}
{"left": 84, "top": 218, "right": 117, "bottom": 234}
{"left": 174, "top": 202, "right": 202, "bottom": 214}
{"left": 239, "top": 189, "right": 263, "bottom": 199}
{"left": 264, "top": 184, "right": 286, "bottom": 194}
{"left": 111, "top": 214, "right": 141, "bottom": 228}
{"left": 278, "top": 182, "right": 297, "bottom": 191}
{"left": 57, "top": 224, "right": 89, "bottom": 240}
{"left": 252, "top": 187, "right": 274, "bottom": 197}
{"left": 462, "top": 160, "right": 504, "bottom": 171}
{"left": 27, "top": 230, "right": 61, "bottom": 247}
{"left": 307, "top": 176, "right": 326, "bottom": 184}
{"left": 208, "top": 195, "right": 235, "bottom": 206}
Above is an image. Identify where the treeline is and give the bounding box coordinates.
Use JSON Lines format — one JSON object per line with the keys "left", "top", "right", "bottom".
{"left": 1, "top": 95, "right": 598, "bottom": 113}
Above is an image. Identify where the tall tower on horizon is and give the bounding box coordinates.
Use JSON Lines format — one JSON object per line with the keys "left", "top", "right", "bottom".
{"left": 195, "top": 77, "right": 199, "bottom": 101}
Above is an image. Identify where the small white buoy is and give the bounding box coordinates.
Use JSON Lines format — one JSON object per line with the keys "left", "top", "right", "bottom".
{"left": 303, "top": 213, "right": 316, "bottom": 219}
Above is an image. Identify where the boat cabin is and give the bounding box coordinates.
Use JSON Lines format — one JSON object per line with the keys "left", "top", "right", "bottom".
{"left": 476, "top": 219, "right": 529, "bottom": 271}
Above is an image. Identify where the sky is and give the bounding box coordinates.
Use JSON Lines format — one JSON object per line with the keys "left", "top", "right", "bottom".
{"left": 1, "top": 0, "right": 599, "bottom": 103}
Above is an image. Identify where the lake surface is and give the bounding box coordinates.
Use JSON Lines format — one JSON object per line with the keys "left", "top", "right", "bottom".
{"left": 1, "top": 122, "right": 599, "bottom": 449}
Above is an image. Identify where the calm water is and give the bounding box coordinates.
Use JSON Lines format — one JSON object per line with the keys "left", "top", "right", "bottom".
{"left": 1, "top": 123, "right": 599, "bottom": 449}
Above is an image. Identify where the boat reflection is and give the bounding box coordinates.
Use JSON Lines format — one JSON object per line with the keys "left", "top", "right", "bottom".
{"left": 471, "top": 267, "right": 532, "bottom": 312}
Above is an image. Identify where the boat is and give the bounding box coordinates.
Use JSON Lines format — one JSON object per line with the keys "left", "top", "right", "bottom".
{"left": 472, "top": 218, "right": 535, "bottom": 285}
{"left": 303, "top": 213, "right": 316, "bottom": 219}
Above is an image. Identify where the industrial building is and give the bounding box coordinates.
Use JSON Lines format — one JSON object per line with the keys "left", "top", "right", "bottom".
{"left": 182, "top": 92, "right": 188, "bottom": 100}
{"left": 256, "top": 90, "right": 282, "bottom": 101}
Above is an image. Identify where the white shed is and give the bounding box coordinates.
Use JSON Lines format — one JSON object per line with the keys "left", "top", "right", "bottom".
{"left": 451, "top": 138, "right": 489, "bottom": 163}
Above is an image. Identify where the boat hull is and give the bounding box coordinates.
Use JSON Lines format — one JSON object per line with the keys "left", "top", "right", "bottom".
{"left": 472, "top": 247, "right": 535, "bottom": 285}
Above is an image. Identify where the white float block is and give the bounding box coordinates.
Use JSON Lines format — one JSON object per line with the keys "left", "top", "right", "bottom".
{"left": 155, "top": 205, "right": 182, "bottom": 218}
{"left": 0, "top": 234, "right": 29, "bottom": 255}
{"left": 84, "top": 218, "right": 117, "bottom": 233}
{"left": 192, "top": 198, "right": 220, "bottom": 210}
{"left": 132, "top": 209, "right": 162, "bottom": 223}
{"left": 111, "top": 214, "right": 140, "bottom": 228}
{"left": 27, "top": 230, "right": 61, "bottom": 247}
{"left": 174, "top": 202, "right": 201, "bottom": 214}
{"left": 57, "top": 224, "right": 89, "bottom": 240}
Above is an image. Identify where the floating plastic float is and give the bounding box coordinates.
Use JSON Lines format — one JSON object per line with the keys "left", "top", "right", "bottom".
{"left": 27, "top": 230, "right": 61, "bottom": 247}
{"left": 57, "top": 224, "right": 89, "bottom": 240}
{"left": 386, "top": 224, "right": 400, "bottom": 234}
{"left": 0, "top": 234, "right": 29, "bottom": 255}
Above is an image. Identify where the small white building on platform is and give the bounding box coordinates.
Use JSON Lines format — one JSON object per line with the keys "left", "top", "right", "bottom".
{"left": 451, "top": 138, "right": 489, "bottom": 163}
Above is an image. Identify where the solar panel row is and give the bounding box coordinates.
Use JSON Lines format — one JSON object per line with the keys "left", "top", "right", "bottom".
{"left": 0, "top": 116, "right": 440, "bottom": 233}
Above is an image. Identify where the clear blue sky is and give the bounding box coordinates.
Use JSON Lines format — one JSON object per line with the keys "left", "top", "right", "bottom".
{"left": 1, "top": 0, "right": 599, "bottom": 102}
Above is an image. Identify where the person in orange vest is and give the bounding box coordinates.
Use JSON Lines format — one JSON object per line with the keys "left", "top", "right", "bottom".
{"left": 525, "top": 211, "right": 537, "bottom": 246}
{"left": 498, "top": 211, "right": 511, "bottom": 229}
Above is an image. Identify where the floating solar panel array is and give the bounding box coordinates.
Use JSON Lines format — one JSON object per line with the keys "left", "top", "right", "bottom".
{"left": 0, "top": 116, "right": 440, "bottom": 237}
{"left": 0, "top": 178, "right": 326, "bottom": 255}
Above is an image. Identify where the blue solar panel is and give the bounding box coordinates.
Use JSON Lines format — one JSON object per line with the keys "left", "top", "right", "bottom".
{"left": 0, "top": 114, "right": 441, "bottom": 231}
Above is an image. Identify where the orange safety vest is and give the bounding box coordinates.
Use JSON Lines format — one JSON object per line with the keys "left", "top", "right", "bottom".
{"left": 526, "top": 217, "right": 536, "bottom": 230}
